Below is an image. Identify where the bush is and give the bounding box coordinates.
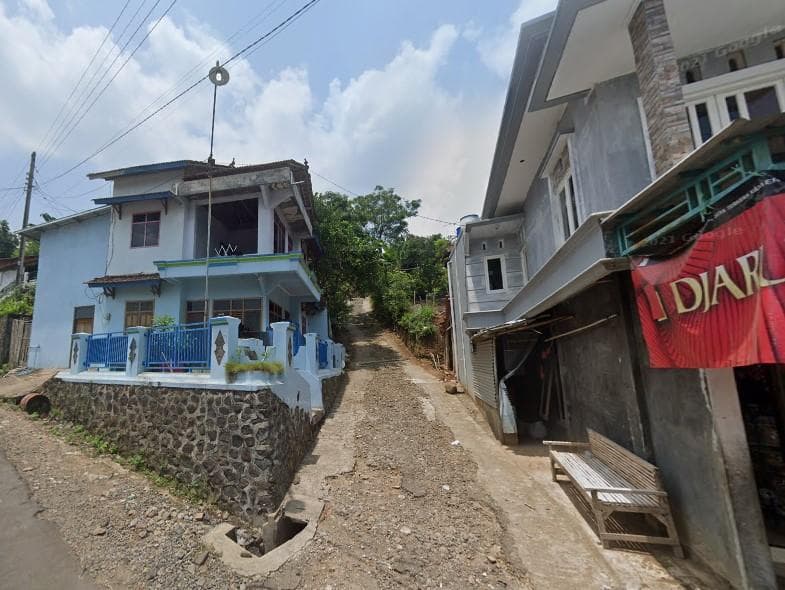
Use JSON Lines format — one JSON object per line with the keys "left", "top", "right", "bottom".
{"left": 225, "top": 359, "right": 285, "bottom": 383}
{"left": 152, "top": 314, "right": 176, "bottom": 328}
{"left": 399, "top": 305, "right": 437, "bottom": 342}
{"left": 0, "top": 284, "right": 35, "bottom": 317}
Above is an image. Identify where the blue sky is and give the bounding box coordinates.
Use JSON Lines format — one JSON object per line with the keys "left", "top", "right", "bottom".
{"left": 0, "top": 0, "right": 556, "bottom": 235}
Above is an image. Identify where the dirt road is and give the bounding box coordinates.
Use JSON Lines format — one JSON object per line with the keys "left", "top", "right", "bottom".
{"left": 0, "top": 301, "right": 727, "bottom": 589}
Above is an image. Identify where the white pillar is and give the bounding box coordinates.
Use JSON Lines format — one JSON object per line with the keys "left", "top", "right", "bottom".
{"left": 210, "top": 316, "right": 240, "bottom": 381}
{"left": 258, "top": 189, "right": 274, "bottom": 254}
{"left": 271, "top": 321, "right": 294, "bottom": 376}
{"left": 125, "top": 327, "right": 148, "bottom": 377}
{"left": 304, "top": 332, "right": 318, "bottom": 375}
{"left": 70, "top": 333, "right": 89, "bottom": 374}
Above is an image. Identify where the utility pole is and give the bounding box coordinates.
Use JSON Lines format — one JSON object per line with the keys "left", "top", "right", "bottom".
{"left": 16, "top": 151, "right": 36, "bottom": 285}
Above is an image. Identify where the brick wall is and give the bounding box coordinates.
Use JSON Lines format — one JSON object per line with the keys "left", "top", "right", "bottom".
{"left": 628, "top": 0, "right": 693, "bottom": 175}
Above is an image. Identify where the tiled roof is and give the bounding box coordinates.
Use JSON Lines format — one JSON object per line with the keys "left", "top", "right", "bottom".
{"left": 86, "top": 272, "right": 160, "bottom": 286}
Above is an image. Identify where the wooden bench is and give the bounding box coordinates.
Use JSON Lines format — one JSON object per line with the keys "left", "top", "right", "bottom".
{"left": 544, "top": 429, "right": 683, "bottom": 557}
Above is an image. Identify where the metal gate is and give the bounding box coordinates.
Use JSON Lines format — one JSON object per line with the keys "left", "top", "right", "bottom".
{"left": 471, "top": 338, "right": 497, "bottom": 407}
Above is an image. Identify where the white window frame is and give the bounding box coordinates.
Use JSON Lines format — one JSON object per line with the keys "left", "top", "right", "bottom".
{"left": 484, "top": 255, "right": 507, "bottom": 293}
{"left": 684, "top": 60, "right": 785, "bottom": 146}
{"left": 542, "top": 134, "right": 581, "bottom": 246}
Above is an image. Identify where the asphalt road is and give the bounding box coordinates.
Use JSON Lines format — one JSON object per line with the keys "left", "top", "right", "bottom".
{"left": 0, "top": 449, "right": 98, "bottom": 590}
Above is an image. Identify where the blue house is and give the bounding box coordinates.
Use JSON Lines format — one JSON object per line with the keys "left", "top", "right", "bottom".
{"left": 21, "top": 159, "right": 343, "bottom": 413}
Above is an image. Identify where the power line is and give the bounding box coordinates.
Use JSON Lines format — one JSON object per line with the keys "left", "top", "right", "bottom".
{"left": 309, "top": 169, "right": 458, "bottom": 226}
{"left": 39, "top": 0, "right": 150, "bottom": 163}
{"left": 34, "top": 0, "right": 132, "bottom": 160}
{"left": 41, "top": 0, "right": 322, "bottom": 186}
{"left": 42, "top": 0, "right": 175, "bottom": 166}
{"left": 116, "top": 0, "right": 288, "bottom": 141}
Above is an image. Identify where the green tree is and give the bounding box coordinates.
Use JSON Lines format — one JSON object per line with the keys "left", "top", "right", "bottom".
{"left": 313, "top": 192, "right": 384, "bottom": 328}
{"left": 352, "top": 186, "right": 421, "bottom": 243}
{"left": 0, "top": 220, "right": 18, "bottom": 258}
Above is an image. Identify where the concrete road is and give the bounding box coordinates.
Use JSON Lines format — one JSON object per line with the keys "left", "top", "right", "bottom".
{"left": 0, "top": 449, "right": 98, "bottom": 590}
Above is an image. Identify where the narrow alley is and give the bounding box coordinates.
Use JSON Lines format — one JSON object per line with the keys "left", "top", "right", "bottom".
{"left": 0, "top": 300, "right": 733, "bottom": 589}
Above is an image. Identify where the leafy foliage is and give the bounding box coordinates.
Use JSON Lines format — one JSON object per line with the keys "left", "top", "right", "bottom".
{"left": 313, "top": 186, "right": 448, "bottom": 345}
{"left": 152, "top": 314, "right": 176, "bottom": 328}
{"left": 0, "top": 283, "right": 35, "bottom": 317}
{"left": 0, "top": 220, "right": 18, "bottom": 258}
{"left": 225, "top": 359, "right": 285, "bottom": 382}
{"left": 399, "top": 305, "right": 437, "bottom": 342}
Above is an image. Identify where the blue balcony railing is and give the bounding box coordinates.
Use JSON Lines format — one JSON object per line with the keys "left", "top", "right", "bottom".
{"left": 144, "top": 322, "right": 210, "bottom": 371}
{"left": 85, "top": 332, "right": 128, "bottom": 370}
{"left": 317, "top": 340, "right": 329, "bottom": 370}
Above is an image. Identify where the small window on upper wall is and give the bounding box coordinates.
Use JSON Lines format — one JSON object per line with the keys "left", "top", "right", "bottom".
{"left": 550, "top": 144, "right": 579, "bottom": 241}
{"left": 727, "top": 50, "right": 746, "bottom": 72}
{"left": 481, "top": 241, "right": 487, "bottom": 251}
{"left": 497, "top": 239, "right": 504, "bottom": 249}
{"left": 775, "top": 39, "right": 784, "bottom": 60}
{"left": 485, "top": 256, "right": 505, "bottom": 292}
{"left": 273, "top": 213, "right": 286, "bottom": 253}
{"left": 684, "top": 65, "right": 702, "bottom": 84}
{"left": 130, "top": 211, "right": 160, "bottom": 248}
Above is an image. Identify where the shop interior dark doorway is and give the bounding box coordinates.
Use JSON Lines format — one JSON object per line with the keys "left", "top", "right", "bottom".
{"left": 498, "top": 333, "right": 566, "bottom": 444}
{"left": 735, "top": 365, "right": 785, "bottom": 549}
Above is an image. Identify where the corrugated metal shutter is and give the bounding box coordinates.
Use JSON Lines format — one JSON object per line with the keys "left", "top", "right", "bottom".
{"left": 472, "top": 339, "right": 497, "bottom": 407}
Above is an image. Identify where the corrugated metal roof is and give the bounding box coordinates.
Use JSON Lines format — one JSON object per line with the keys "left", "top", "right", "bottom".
{"left": 94, "top": 190, "right": 174, "bottom": 205}
{"left": 85, "top": 273, "right": 160, "bottom": 287}
{"left": 15, "top": 206, "right": 110, "bottom": 239}
{"left": 87, "top": 160, "right": 204, "bottom": 180}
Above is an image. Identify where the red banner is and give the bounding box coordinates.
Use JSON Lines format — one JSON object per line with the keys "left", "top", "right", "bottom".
{"left": 632, "top": 182, "right": 785, "bottom": 368}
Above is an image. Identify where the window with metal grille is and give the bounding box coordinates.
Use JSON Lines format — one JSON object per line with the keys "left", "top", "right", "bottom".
{"left": 125, "top": 300, "right": 154, "bottom": 328}
{"left": 213, "top": 298, "right": 262, "bottom": 338}
{"left": 185, "top": 300, "right": 206, "bottom": 324}
{"left": 269, "top": 300, "right": 285, "bottom": 324}
{"left": 73, "top": 306, "right": 94, "bottom": 334}
{"left": 130, "top": 211, "right": 160, "bottom": 248}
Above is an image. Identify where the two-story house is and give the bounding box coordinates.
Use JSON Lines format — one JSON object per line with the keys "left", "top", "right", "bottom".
{"left": 449, "top": 1, "right": 785, "bottom": 587}
{"left": 21, "top": 158, "right": 342, "bottom": 412}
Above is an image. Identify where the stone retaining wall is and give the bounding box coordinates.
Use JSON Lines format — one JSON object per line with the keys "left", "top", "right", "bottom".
{"left": 43, "top": 374, "right": 346, "bottom": 521}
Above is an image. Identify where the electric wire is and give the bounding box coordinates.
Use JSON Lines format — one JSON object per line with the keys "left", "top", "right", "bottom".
{"left": 34, "top": 0, "right": 132, "bottom": 160}
{"left": 309, "top": 169, "right": 458, "bottom": 226}
{"left": 41, "top": 0, "right": 176, "bottom": 166}
{"left": 38, "top": 0, "right": 151, "bottom": 163}
{"left": 40, "top": 0, "right": 322, "bottom": 186}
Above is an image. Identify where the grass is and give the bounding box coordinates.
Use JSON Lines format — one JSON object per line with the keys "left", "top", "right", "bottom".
{"left": 225, "top": 359, "right": 284, "bottom": 382}
{"left": 43, "top": 416, "right": 212, "bottom": 504}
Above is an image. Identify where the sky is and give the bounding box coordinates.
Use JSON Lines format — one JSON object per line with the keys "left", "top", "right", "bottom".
{"left": 0, "top": 0, "right": 557, "bottom": 236}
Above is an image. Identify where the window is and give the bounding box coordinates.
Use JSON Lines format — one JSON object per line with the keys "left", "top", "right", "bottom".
{"left": 287, "top": 234, "right": 293, "bottom": 252}
{"left": 131, "top": 211, "right": 160, "bottom": 248}
{"left": 269, "top": 301, "right": 285, "bottom": 324}
{"left": 684, "top": 65, "right": 702, "bottom": 84}
{"left": 273, "top": 214, "right": 286, "bottom": 254}
{"left": 727, "top": 51, "right": 746, "bottom": 73}
{"left": 497, "top": 240, "right": 504, "bottom": 249}
{"left": 125, "top": 300, "right": 154, "bottom": 328}
{"left": 693, "top": 103, "right": 713, "bottom": 143}
{"left": 213, "top": 298, "right": 262, "bottom": 338}
{"left": 481, "top": 242, "right": 487, "bottom": 251}
{"left": 185, "top": 300, "right": 206, "bottom": 324}
{"left": 546, "top": 141, "right": 580, "bottom": 243}
{"left": 776, "top": 40, "right": 785, "bottom": 61}
{"left": 745, "top": 86, "right": 781, "bottom": 119}
{"left": 485, "top": 257, "right": 505, "bottom": 292}
{"left": 72, "top": 306, "right": 94, "bottom": 334}
{"left": 685, "top": 70, "right": 785, "bottom": 145}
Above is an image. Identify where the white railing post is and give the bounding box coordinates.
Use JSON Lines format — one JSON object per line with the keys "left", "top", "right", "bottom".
{"left": 125, "top": 327, "right": 148, "bottom": 377}
{"left": 304, "top": 332, "right": 318, "bottom": 375}
{"left": 210, "top": 316, "right": 240, "bottom": 382}
{"left": 271, "top": 321, "right": 295, "bottom": 377}
{"left": 70, "top": 333, "right": 89, "bottom": 374}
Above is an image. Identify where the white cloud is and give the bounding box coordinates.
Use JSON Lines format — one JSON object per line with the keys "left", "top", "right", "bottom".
{"left": 0, "top": 5, "right": 510, "bottom": 235}
{"left": 18, "top": 0, "right": 52, "bottom": 21}
{"left": 477, "top": 0, "right": 557, "bottom": 78}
